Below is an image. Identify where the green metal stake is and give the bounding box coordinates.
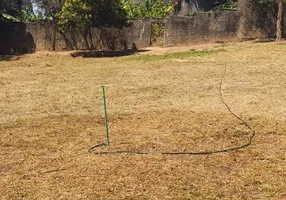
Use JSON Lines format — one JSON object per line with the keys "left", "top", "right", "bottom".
{"left": 101, "top": 85, "right": 110, "bottom": 146}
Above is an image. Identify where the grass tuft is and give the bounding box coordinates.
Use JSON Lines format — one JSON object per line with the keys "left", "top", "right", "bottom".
{"left": 127, "top": 49, "right": 225, "bottom": 61}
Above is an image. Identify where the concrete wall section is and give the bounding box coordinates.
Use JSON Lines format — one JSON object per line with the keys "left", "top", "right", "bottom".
{"left": 164, "top": 11, "right": 240, "bottom": 46}
{"left": 237, "top": 0, "right": 286, "bottom": 40}
{"left": 2, "top": 7, "right": 286, "bottom": 54}
{"left": 26, "top": 23, "right": 54, "bottom": 50}
{"left": 237, "top": 0, "right": 277, "bottom": 40}
{"left": 123, "top": 18, "right": 152, "bottom": 49}
{"left": 25, "top": 19, "right": 152, "bottom": 51}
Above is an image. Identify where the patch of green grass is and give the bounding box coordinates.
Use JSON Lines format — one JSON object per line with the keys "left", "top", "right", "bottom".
{"left": 127, "top": 49, "right": 225, "bottom": 62}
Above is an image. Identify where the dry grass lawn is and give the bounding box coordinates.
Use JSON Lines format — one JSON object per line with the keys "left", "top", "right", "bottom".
{"left": 0, "top": 42, "right": 286, "bottom": 199}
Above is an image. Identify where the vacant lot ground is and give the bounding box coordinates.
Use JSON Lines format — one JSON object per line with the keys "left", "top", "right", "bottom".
{"left": 0, "top": 42, "right": 286, "bottom": 199}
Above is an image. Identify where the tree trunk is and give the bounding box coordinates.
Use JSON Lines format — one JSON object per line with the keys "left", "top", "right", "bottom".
{"left": 52, "top": 23, "right": 57, "bottom": 51}
{"left": 82, "top": 28, "right": 90, "bottom": 50}
{"left": 88, "top": 27, "right": 94, "bottom": 50}
{"left": 276, "top": 0, "right": 284, "bottom": 41}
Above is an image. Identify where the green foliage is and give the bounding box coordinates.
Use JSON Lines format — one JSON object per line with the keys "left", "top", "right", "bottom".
{"left": 33, "top": 0, "right": 65, "bottom": 20}
{"left": 57, "top": 0, "right": 128, "bottom": 30}
{"left": 0, "top": 0, "right": 43, "bottom": 23}
{"left": 0, "top": 0, "right": 22, "bottom": 18}
{"left": 121, "top": 0, "right": 173, "bottom": 19}
{"left": 216, "top": 0, "right": 237, "bottom": 10}
{"left": 0, "top": 0, "right": 26, "bottom": 22}
{"left": 121, "top": 0, "right": 145, "bottom": 19}
{"left": 90, "top": 0, "right": 129, "bottom": 28}
{"left": 0, "top": 0, "right": 40, "bottom": 23}
{"left": 187, "top": 12, "right": 194, "bottom": 17}
{"left": 209, "top": 0, "right": 238, "bottom": 10}
{"left": 2, "top": 13, "right": 20, "bottom": 22}
{"left": 57, "top": 0, "right": 92, "bottom": 29}
{"left": 19, "top": 6, "right": 44, "bottom": 22}
{"left": 151, "top": 23, "right": 164, "bottom": 37}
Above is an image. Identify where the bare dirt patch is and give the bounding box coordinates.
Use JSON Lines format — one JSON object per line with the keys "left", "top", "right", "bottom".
{"left": 0, "top": 42, "right": 286, "bottom": 199}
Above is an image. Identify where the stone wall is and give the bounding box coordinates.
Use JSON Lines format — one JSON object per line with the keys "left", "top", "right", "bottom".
{"left": 164, "top": 11, "right": 240, "bottom": 46}
{"left": 24, "top": 11, "right": 240, "bottom": 52}
{"left": 237, "top": 0, "right": 286, "bottom": 40}
{"left": 25, "top": 19, "right": 152, "bottom": 51}
{"left": 1, "top": 6, "right": 286, "bottom": 54}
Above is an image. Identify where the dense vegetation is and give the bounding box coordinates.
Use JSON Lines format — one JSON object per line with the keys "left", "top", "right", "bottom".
{"left": 0, "top": 0, "right": 238, "bottom": 23}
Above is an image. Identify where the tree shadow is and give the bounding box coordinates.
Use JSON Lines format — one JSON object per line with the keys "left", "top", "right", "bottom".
{"left": 0, "top": 22, "right": 36, "bottom": 56}
{"left": 253, "top": 38, "right": 276, "bottom": 43}
{"left": 70, "top": 49, "right": 150, "bottom": 58}
{"left": 0, "top": 55, "right": 21, "bottom": 61}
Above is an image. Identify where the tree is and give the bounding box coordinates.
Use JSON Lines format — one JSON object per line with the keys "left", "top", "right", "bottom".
{"left": 0, "top": 0, "right": 34, "bottom": 22}
{"left": 276, "top": 0, "right": 284, "bottom": 41}
{"left": 57, "top": 0, "right": 92, "bottom": 29}
{"left": 56, "top": 0, "right": 129, "bottom": 50}
{"left": 57, "top": 0, "right": 93, "bottom": 49}
{"left": 90, "top": 0, "right": 128, "bottom": 28}
{"left": 32, "top": 0, "right": 65, "bottom": 19}
{"left": 0, "top": 0, "right": 23, "bottom": 20}
{"left": 30, "top": 0, "right": 65, "bottom": 50}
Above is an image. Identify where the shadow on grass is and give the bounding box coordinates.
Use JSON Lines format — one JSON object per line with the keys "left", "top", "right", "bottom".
{"left": 70, "top": 49, "right": 150, "bottom": 58}
{"left": 254, "top": 38, "right": 276, "bottom": 43}
{"left": 0, "top": 55, "right": 20, "bottom": 61}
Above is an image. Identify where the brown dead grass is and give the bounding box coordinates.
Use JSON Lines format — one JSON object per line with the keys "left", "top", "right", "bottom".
{"left": 1, "top": 42, "right": 286, "bottom": 199}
